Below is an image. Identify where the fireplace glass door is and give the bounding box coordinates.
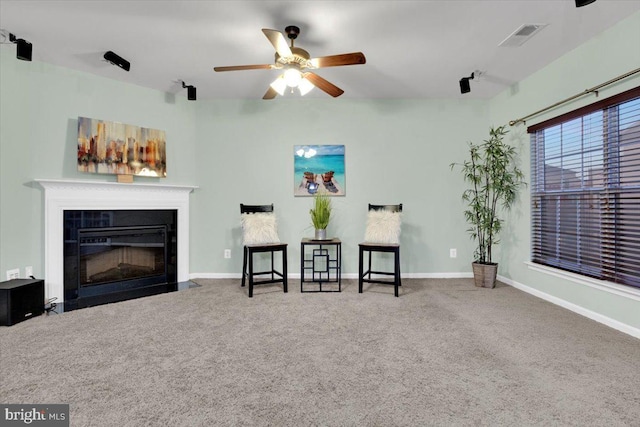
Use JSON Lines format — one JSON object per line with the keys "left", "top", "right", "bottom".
{"left": 63, "top": 209, "right": 178, "bottom": 309}
{"left": 77, "top": 225, "right": 168, "bottom": 296}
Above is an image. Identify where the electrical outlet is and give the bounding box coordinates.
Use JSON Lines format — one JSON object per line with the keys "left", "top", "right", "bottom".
{"left": 6, "top": 268, "right": 20, "bottom": 280}
{"left": 449, "top": 248, "right": 457, "bottom": 258}
{"left": 224, "top": 249, "right": 231, "bottom": 259}
{"left": 25, "top": 266, "right": 33, "bottom": 278}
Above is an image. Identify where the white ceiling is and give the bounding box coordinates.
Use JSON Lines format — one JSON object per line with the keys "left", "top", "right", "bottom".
{"left": 1, "top": 1, "right": 638, "bottom": 100}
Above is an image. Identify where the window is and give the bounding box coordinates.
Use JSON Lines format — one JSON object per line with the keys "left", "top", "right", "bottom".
{"left": 529, "top": 87, "right": 640, "bottom": 289}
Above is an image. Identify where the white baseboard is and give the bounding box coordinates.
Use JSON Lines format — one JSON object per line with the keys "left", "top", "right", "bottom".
{"left": 498, "top": 275, "right": 640, "bottom": 340}
{"left": 190, "top": 272, "right": 473, "bottom": 280}
{"left": 190, "top": 273, "right": 242, "bottom": 279}
{"left": 401, "top": 272, "right": 474, "bottom": 279}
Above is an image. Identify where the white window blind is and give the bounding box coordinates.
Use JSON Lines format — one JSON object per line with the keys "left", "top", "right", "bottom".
{"left": 529, "top": 87, "right": 640, "bottom": 289}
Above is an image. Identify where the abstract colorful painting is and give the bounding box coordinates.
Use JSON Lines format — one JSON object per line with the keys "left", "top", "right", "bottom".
{"left": 294, "top": 145, "right": 345, "bottom": 196}
{"left": 77, "top": 116, "right": 166, "bottom": 177}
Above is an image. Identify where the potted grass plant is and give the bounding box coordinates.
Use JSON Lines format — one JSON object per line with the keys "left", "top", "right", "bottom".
{"left": 310, "top": 191, "right": 332, "bottom": 240}
{"left": 451, "top": 125, "right": 525, "bottom": 288}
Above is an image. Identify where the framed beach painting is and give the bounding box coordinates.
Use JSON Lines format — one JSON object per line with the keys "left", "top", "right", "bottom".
{"left": 294, "top": 145, "right": 345, "bottom": 196}
{"left": 77, "top": 116, "right": 167, "bottom": 178}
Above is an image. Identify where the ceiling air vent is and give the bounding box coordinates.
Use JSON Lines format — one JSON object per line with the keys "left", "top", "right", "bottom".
{"left": 499, "top": 24, "right": 547, "bottom": 47}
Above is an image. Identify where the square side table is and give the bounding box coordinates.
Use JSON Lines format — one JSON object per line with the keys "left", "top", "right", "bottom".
{"left": 300, "top": 238, "right": 341, "bottom": 292}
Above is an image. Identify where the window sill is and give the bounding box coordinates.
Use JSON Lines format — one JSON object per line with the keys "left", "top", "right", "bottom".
{"left": 525, "top": 261, "right": 640, "bottom": 302}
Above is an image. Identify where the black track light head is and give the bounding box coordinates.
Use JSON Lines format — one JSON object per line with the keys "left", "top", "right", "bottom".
{"left": 459, "top": 72, "right": 475, "bottom": 94}
{"left": 9, "top": 33, "right": 32, "bottom": 61}
{"left": 181, "top": 81, "right": 197, "bottom": 101}
{"left": 16, "top": 38, "right": 32, "bottom": 61}
{"left": 103, "top": 51, "right": 130, "bottom": 71}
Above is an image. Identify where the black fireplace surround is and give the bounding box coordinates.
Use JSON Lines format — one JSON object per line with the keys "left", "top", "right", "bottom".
{"left": 63, "top": 209, "right": 178, "bottom": 311}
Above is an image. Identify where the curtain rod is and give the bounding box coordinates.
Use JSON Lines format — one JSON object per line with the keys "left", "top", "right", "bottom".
{"left": 509, "top": 67, "right": 640, "bottom": 127}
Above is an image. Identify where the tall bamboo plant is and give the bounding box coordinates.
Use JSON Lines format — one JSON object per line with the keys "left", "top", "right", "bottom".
{"left": 451, "top": 125, "right": 525, "bottom": 264}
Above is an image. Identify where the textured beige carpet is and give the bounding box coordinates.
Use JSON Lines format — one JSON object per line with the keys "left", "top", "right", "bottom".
{"left": 1, "top": 278, "right": 639, "bottom": 426}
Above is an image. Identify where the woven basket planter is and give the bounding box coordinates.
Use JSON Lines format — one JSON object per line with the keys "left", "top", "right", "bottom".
{"left": 472, "top": 262, "right": 498, "bottom": 288}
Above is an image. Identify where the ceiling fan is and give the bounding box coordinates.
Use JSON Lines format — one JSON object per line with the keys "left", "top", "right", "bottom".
{"left": 213, "top": 26, "right": 366, "bottom": 99}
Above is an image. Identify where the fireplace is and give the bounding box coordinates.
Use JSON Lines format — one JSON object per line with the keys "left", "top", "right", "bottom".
{"left": 78, "top": 226, "right": 168, "bottom": 289}
{"left": 36, "top": 179, "right": 197, "bottom": 309}
{"left": 63, "top": 209, "right": 178, "bottom": 310}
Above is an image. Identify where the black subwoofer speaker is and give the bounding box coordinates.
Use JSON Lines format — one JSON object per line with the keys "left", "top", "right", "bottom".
{"left": 0, "top": 278, "right": 44, "bottom": 326}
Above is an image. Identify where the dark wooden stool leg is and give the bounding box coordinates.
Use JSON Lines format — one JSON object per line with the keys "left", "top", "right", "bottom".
{"left": 271, "top": 250, "right": 275, "bottom": 281}
{"left": 394, "top": 247, "right": 400, "bottom": 297}
{"left": 248, "top": 248, "right": 254, "bottom": 298}
{"left": 282, "top": 246, "right": 288, "bottom": 293}
{"left": 358, "top": 245, "right": 364, "bottom": 293}
{"left": 241, "top": 246, "right": 247, "bottom": 287}
{"left": 397, "top": 247, "right": 402, "bottom": 287}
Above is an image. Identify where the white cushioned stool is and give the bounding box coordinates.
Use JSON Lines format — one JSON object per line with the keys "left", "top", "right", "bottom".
{"left": 240, "top": 204, "right": 288, "bottom": 298}
{"left": 358, "top": 204, "right": 402, "bottom": 297}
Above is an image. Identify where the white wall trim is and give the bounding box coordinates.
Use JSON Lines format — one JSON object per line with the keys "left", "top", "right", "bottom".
{"left": 525, "top": 261, "right": 640, "bottom": 302}
{"left": 190, "top": 272, "right": 474, "bottom": 280}
{"left": 192, "top": 273, "right": 243, "bottom": 280}
{"left": 499, "top": 274, "right": 640, "bottom": 340}
{"left": 36, "top": 179, "right": 197, "bottom": 301}
{"left": 401, "top": 272, "right": 474, "bottom": 279}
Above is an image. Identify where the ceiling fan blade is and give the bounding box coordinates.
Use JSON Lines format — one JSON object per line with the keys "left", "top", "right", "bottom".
{"left": 213, "top": 64, "right": 274, "bottom": 72}
{"left": 304, "top": 72, "right": 344, "bottom": 98}
{"left": 263, "top": 86, "right": 278, "bottom": 100}
{"left": 262, "top": 29, "right": 293, "bottom": 58}
{"left": 310, "top": 52, "right": 366, "bottom": 68}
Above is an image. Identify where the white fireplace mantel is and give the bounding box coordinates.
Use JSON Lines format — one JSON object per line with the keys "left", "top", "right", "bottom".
{"left": 35, "top": 179, "right": 198, "bottom": 302}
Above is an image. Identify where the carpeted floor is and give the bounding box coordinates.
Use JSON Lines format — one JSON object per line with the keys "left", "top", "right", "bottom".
{"left": 1, "top": 278, "right": 639, "bottom": 426}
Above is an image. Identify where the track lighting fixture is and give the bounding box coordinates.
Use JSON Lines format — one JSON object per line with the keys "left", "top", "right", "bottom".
{"left": 575, "top": 0, "right": 596, "bottom": 7}
{"left": 459, "top": 72, "right": 475, "bottom": 94}
{"left": 103, "top": 51, "right": 130, "bottom": 71}
{"left": 181, "top": 81, "right": 197, "bottom": 101}
{"left": 8, "top": 33, "right": 32, "bottom": 61}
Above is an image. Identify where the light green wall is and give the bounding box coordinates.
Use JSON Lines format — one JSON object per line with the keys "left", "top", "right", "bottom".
{"left": 489, "top": 11, "right": 640, "bottom": 331}
{"left": 1, "top": 11, "right": 639, "bottom": 332}
{"left": 0, "top": 49, "right": 198, "bottom": 279}
{"left": 190, "top": 99, "right": 487, "bottom": 275}
{"left": 0, "top": 48, "right": 486, "bottom": 282}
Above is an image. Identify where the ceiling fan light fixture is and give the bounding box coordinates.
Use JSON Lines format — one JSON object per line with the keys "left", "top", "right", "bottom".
{"left": 270, "top": 76, "right": 287, "bottom": 96}
{"left": 215, "top": 26, "right": 365, "bottom": 99}
{"left": 284, "top": 68, "right": 302, "bottom": 87}
{"left": 299, "top": 77, "right": 314, "bottom": 96}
